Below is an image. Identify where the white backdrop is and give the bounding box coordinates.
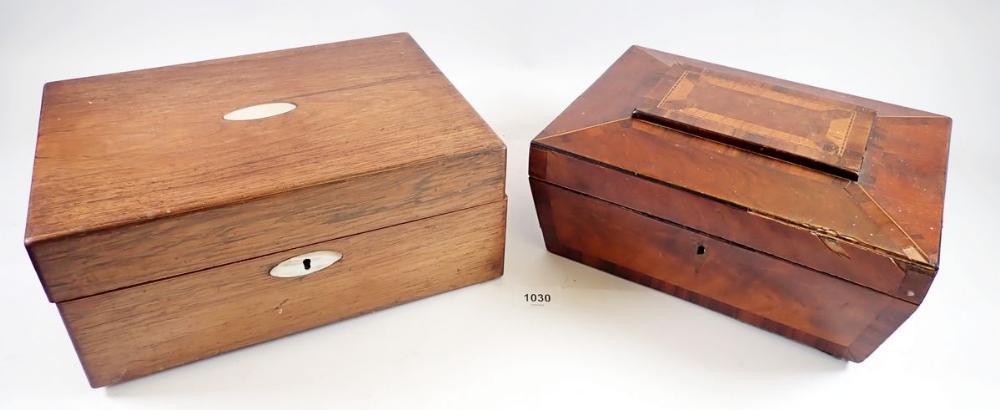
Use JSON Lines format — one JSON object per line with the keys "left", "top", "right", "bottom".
{"left": 1, "top": 1, "right": 997, "bottom": 408}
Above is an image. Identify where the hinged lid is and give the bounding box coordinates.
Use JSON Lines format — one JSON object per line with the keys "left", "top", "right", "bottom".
{"left": 26, "top": 33, "right": 506, "bottom": 302}
{"left": 633, "top": 64, "right": 876, "bottom": 180}
{"left": 531, "top": 45, "right": 950, "bottom": 303}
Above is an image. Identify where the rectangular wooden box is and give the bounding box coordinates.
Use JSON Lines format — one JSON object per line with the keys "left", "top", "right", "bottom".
{"left": 529, "top": 46, "right": 950, "bottom": 361}
{"left": 25, "top": 33, "right": 507, "bottom": 387}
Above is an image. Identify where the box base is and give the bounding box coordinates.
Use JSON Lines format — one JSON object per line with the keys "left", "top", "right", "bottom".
{"left": 58, "top": 199, "right": 506, "bottom": 387}
{"left": 530, "top": 178, "right": 914, "bottom": 362}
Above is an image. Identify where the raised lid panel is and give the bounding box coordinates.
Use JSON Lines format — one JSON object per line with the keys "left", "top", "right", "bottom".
{"left": 634, "top": 64, "right": 876, "bottom": 180}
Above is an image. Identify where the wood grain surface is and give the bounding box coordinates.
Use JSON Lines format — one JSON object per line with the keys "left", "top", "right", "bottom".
{"left": 531, "top": 180, "right": 914, "bottom": 362}
{"left": 635, "top": 63, "right": 876, "bottom": 179}
{"left": 535, "top": 45, "right": 948, "bottom": 269}
{"left": 28, "top": 33, "right": 497, "bottom": 239}
{"left": 27, "top": 33, "right": 509, "bottom": 387}
{"left": 33, "top": 149, "right": 504, "bottom": 302}
{"left": 530, "top": 45, "right": 949, "bottom": 361}
{"left": 859, "top": 116, "right": 951, "bottom": 265}
{"left": 530, "top": 147, "right": 933, "bottom": 304}
{"left": 538, "top": 118, "right": 929, "bottom": 263}
{"left": 59, "top": 200, "right": 506, "bottom": 387}
{"left": 26, "top": 32, "right": 507, "bottom": 302}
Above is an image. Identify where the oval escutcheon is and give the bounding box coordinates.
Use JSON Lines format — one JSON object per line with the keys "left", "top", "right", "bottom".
{"left": 269, "top": 250, "right": 342, "bottom": 278}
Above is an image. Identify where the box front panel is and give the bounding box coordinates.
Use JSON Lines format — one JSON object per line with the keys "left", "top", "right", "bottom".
{"left": 530, "top": 179, "right": 915, "bottom": 362}
{"left": 529, "top": 147, "right": 932, "bottom": 304}
{"left": 58, "top": 200, "right": 506, "bottom": 387}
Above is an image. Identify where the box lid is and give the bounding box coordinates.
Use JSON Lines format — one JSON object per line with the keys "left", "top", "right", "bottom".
{"left": 531, "top": 46, "right": 949, "bottom": 302}
{"left": 27, "top": 33, "right": 506, "bottom": 302}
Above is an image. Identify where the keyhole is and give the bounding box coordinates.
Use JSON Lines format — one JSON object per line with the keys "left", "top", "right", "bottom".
{"left": 696, "top": 245, "right": 706, "bottom": 255}
{"left": 270, "top": 251, "right": 341, "bottom": 278}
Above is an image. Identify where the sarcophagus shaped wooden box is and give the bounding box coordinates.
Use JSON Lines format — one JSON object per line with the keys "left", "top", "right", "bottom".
{"left": 26, "top": 33, "right": 506, "bottom": 387}
{"left": 529, "top": 46, "right": 950, "bottom": 361}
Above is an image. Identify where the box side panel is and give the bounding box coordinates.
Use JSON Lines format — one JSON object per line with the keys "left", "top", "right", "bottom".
{"left": 58, "top": 199, "right": 506, "bottom": 387}
{"left": 529, "top": 179, "right": 916, "bottom": 361}
{"left": 530, "top": 147, "right": 933, "bottom": 304}
{"left": 32, "top": 148, "right": 505, "bottom": 302}
{"left": 859, "top": 116, "right": 951, "bottom": 266}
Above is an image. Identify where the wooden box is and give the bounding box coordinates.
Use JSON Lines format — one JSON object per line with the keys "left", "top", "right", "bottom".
{"left": 26, "top": 33, "right": 507, "bottom": 387}
{"left": 529, "top": 46, "right": 950, "bottom": 361}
